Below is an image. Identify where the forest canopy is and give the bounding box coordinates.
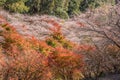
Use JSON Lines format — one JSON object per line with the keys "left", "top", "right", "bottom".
{"left": 0, "top": 0, "right": 115, "bottom": 18}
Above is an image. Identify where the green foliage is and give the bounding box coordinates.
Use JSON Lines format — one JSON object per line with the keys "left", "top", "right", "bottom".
{"left": 54, "top": 8, "right": 69, "bottom": 19}
{"left": 68, "top": 0, "right": 83, "bottom": 15}
{"left": 6, "top": 1, "right": 29, "bottom": 13}
{"left": 40, "top": 0, "right": 55, "bottom": 14}
{"left": 63, "top": 0, "right": 70, "bottom": 11}
{"left": 4, "top": 0, "right": 29, "bottom": 13}
{"left": 53, "top": 0, "right": 69, "bottom": 19}
{"left": 0, "top": 0, "right": 6, "bottom": 6}
{"left": 46, "top": 39, "right": 58, "bottom": 48}
{"left": 26, "top": 0, "right": 41, "bottom": 14}
{"left": 27, "top": 0, "right": 69, "bottom": 18}
{"left": 0, "top": 0, "right": 115, "bottom": 18}
{"left": 80, "top": 0, "right": 96, "bottom": 11}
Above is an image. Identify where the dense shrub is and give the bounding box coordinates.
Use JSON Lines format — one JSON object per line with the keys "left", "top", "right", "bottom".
{"left": 0, "top": 0, "right": 6, "bottom": 6}
{"left": 54, "top": 8, "right": 69, "bottom": 19}
{"left": 0, "top": 16, "right": 86, "bottom": 80}
{"left": 68, "top": 0, "right": 83, "bottom": 15}
{"left": 26, "top": 0, "right": 41, "bottom": 14}
{"left": 48, "top": 48, "right": 84, "bottom": 80}
{"left": 52, "top": 0, "right": 69, "bottom": 19}
{"left": 4, "top": 0, "right": 29, "bottom": 13}
{"left": 40, "top": 0, "right": 55, "bottom": 14}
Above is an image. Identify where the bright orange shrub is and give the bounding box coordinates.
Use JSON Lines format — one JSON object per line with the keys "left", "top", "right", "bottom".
{"left": 48, "top": 47, "right": 84, "bottom": 80}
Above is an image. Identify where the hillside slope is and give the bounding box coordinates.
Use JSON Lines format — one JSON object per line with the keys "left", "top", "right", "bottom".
{"left": 0, "top": 4, "right": 120, "bottom": 80}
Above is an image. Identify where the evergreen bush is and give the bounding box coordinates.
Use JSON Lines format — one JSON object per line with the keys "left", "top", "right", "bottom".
{"left": 5, "top": 0, "right": 29, "bottom": 13}
{"left": 40, "top": 0, "right": 55, "bottom": 14}
{"left": 7, "top": 1, "right": 29, "bottom": 13}
{"left": 54, "top": 8, "right": 69, "bottom": 19}
{"left": 26, "top": 0, "right": 41, "bottom": 14}
{"left": 0, "top": 0, "right": 6, "bottom": 6}
{"left": 68, "top": 0, "right": 83, "bottom": 15}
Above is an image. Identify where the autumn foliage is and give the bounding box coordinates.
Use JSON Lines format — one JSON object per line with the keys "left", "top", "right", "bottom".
{"left": 0, "top": 16, "right": 94, "bottom": 80}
